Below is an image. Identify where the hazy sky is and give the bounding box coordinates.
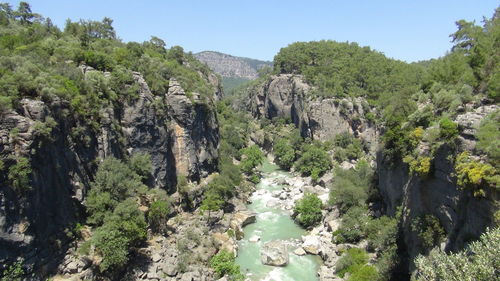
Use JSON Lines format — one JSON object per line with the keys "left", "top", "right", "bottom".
{"left": 5, "top": 0, "right": 499, "bottom": 62}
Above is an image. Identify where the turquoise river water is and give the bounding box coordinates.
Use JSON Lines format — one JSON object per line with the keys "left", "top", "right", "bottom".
{"left": 235, "top": 161, "right": 321, "bottom": 281}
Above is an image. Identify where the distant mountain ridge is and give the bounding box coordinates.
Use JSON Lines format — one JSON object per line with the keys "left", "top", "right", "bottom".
{"left": 194, "top": 51, "right": 272, "bottom": 80}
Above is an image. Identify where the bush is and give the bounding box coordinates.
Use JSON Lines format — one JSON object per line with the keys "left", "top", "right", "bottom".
{"left": 128, "top": 153, "right": 152, "bottom": 181}
{"left": 411, "top": 215, "right": 445, "bottom": 251}
{"left": 335, "top": 206, "right": 370, "bottom": 243}
{"left": 294, "top": 144, "right": 332, "bottom": 181}
{"left": 8, "top": 157, "right": 31, "bottom": 192}
{"left": 335, "top": 248, "right": 369, "bottom": 277}
{"left": 239, "top": 145, "right": 264, "bottom": 174}
{"left": 0, "top": 258, "right": 24, "bottom": 281}
{"left": 210, "top": 250, "right": 243, "bottom": 280}
{"left": 476, "top": 110, "right": 500, "bottom": 163}
{"left": 329, "top": 161, "right": 374, "bottom": 213}
{"left": 414, "top": 227, "right": 500, "bottom": 281}
{"left": 347, "top": 265, "right": 379, "bottom": 281}
{"left": 438, "top": 117, "right": 458, "bottom": 140}
{"left": 294, "top": 193, "right": 323, "bottom": 228}
{"left": 403, "top": 155, "right": 432, "bottom": 178}
{"left": 454, "top": 151, "right": 498, "bottom": 197}
{"left": 273, "top": 138, "right": 296, "bottom": 170}
{"left": 92, "top": 227, "right": 129, "bottom": 272}
{"left": 148, "top": 200, "right": 169, "bottom": 233}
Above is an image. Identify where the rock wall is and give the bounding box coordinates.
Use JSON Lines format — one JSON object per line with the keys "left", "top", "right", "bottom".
{"left": 377, "top": 104, "right": 499, "bottom": 271}
{"left": 0, "top": 69, "right": 220, "bottom": 272}
{"left": 246, "top": 74, "right": 379, "bottom": 154}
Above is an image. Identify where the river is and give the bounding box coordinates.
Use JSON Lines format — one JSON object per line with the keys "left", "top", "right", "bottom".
{"left": 235, "top": 160, "right": 322, "bottom": 281}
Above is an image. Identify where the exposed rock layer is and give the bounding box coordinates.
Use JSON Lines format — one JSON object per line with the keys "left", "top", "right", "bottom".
{"left": 0, "top": 69, "right": 221, "bottom": 272}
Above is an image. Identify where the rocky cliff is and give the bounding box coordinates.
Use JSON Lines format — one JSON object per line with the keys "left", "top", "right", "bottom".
{"left": 246, "top": 74, "right": 379, "bottom": 154}
{"left": 377, "top": 104, "right": 499, "bottom": 271}
{"left": 0, "top": 67, "right": 220, "bottom": 272}
{"left": 194, "top": 51, "right": 272, "bottom": 80}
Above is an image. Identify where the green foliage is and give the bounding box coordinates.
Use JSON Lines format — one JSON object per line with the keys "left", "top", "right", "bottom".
{"left": 293, "top": 193, "right": 323, "bottom": 228}
{"left": 274, "top": 40, "right": 421, "bottom": 100}
{"left": 347, "top": 265, "right": 379, "bottom": 281}
{"left": 128, "top": 153, "right": 152, "bottom": 181}
{"left": 411, "top": 215, "right": 445, "bottom": 251}
{"left": 334, "top": 206, "right": 370, "bottom": 243}
{"left": 403, "top": 155, "right": 432, "bottom": 178}
{"left": 414, "top": 227, "right": 500, "bottom": 281}
{"left": 33, "top": 116, "right": 57, "bottom": 141}
{"left": 240, "top": 145, "right": 264, "bottom": 174}
{"left": 85, "top": 158, "right": 146, "bottom": 225}
{"left": 335, "top": 248, "right": 369, "bottom": 278}
{"left": 476, "top": 110, "right": 500, "bottom": 163}
{"left": 454, "top": 151, "right": 499, "bottom": 197}
{"left": 273, "top": 138, "right": 296, "bottom": 170}
{"left": 8, "top": 157, "right": 31, "bottom": 192}
{"left": 0, "top": 95, "right": 12, "bottom": 113}
{"left": 329, "top": 161, "right": 374, "bottom": 213}
{"left": 294, "top": 143, "right": 332, "bottom": 181}
{"left": 0, "top": 258, "right": 24, "bottom": 281}
{"left": 332, "top": 132, "right": 364, "bottom": 162}
{"left": 438, "top": 117, "right": 458, "bottom": 140}
{"left": 92, "top": 227, "right": 129, "bottom": 272}
{"left": 148, "top": 200, "right": 169, "bottom": 233}
{"left": 210, "top": 250, "right": 244, "bottom": 280}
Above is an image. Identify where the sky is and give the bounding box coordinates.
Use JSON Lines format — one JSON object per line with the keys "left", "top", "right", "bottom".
{"left": 5, "top": 0, "right": 499, "bottom": 62}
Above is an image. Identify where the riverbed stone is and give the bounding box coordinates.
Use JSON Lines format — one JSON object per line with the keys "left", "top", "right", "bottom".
{"left": 302, "top": 235, "right": 321, "bottom": 255}
{"left": 293, "top": 247, "right": 306, "bottom": 256}
{"left": 260, "top": 240, "right": 289, "bottom": 266}
{"left": 249, "top": 236, "right": 260, "bottom": 242}
{"left": 230, "top": 211, "right": 256, "bottom": 240}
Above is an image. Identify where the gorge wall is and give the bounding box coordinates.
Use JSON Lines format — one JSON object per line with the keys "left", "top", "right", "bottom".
{"left": 0, "top": 67, "right": 220, "bottom": 271}
{"left": 244, "top": 74, "right": 498, "bottom": 273}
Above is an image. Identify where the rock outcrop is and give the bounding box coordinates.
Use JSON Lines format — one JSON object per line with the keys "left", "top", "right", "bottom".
{"left": 246, "top": 74, "right": 379, "bottom": 154}
{"left": 377, "top": 104, "right": 499, "bottom": 271}
{"left": 260, "top": 240, "right": 289, "bottom": 266}
{"left": 0, "top": 69, "right": 220, "bottom": 273}
{"left": 194, "top": 51, "right": 272, "bottom": 80}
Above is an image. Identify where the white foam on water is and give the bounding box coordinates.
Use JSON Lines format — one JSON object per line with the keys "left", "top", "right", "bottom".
{"left": 262, "top": 267, "right": 289, "bottom": 281}
{"left": 257, "top": 211, "right": 279, "bottom": 223}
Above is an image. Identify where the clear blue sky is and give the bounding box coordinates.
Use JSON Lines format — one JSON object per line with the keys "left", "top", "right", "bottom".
{"left": 5, "top": 0, "right": 499, "bottom": 62}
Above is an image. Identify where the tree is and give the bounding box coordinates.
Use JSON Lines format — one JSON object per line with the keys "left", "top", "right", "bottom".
{"left": 200, "top": 190, "right": 223, "bottom": 224}
{"left": 240, "top": 145, "right": 264, "bottom": 174}
{"left": 210, "top": 250, "right": 244, "bottom": 280}
{"left": 414, "top": 227, "right": 500, "bottom": 281}
{"left": 15, "top": 2, "right": 34, "bottom": 24}
{"left": 148, "top": 200, "right": 170, "bottom": 233}
{"left": 294, "top": 193, "right": 323, "bottom": 228}
{"left": 274, "top": 138, "right": 296, "bottom": 170}
{"left": 294, "top": 144, "right": 332, "bottom": 181}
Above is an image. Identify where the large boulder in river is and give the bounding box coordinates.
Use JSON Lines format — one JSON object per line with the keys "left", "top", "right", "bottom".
{"left": 302, "top": 235, "right": 321, "bottom": 255}
{"left": 230, "top": 211, "right": 256, "bottom": 240}
{"left": 260, "top": 240, "right": 289, "bottom": 266}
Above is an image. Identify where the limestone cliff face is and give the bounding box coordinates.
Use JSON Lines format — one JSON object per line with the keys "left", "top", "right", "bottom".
{"left": 377, "top": 104, "right": 499, "bottom": 271}
{"left": 194, "top": 51, "right": 272, "bottom": 80}
{"left": 246, "top": 74, "right": 379, "bottom": 154}
{"left": 0, "top": 69, "right": 220, "bottom": 271}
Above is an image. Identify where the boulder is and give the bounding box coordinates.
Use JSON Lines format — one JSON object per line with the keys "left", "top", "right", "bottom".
{"left": 249, "top": 236, "right": 260, "bottom": 243}
{"left": 212, "top": 232, "right": 236, "bottom": 254}
{"left": 230, "top": 211, "right": 256, "bottom": 240}
{"left": 302, "top": 235, "right": 321, "bottom": 255}
{"left": 327, "top": 220, "right": 340, "bottom": 232}
{"left": 293, "top": 247, "right": 306, "bottom": 256}
{"left": 260, "top": 240, "right": 289, "bottom": 266}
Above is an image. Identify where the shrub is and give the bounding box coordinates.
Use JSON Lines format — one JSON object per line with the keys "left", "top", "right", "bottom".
{"left": 454, "top": 151, "right": 498, "bottom": 197}
{"left": 335, "top": 206, "right": 370, "bottom": 243}
{"left": 295, "top": 144, "right": 332, "bottom": 181}
{"left": 0, "top": 258, "right": 24, "bottom": 281}
{"left": 348, "top": 265, "right": 379, "bottom": 281}
{"left": 8, "top": 157, "right": 31, "bottom": 192}
{"left": 414, "top": 227, "right": 500, "bottom": 281}
{"left": 329, "top": 161, "right": 374, "bottom": 213}
{"left": 294, "top": 193, "right": 323, "bottom": 228}
{"left": 273, "top": 138, "right": 296, "bottom": 170}
{"left": 128, "top": 153, "right": 152, "bottom": 181}
{"left": 438, "top": 117, "right": 458, "bottom": 140}
{"left": 476, "top": 110, "right": 500, "bottom": 163}
{"left": 92, "top": 227, "right": 129, "bottom": 272}
{"left": 403, "top": 155, "right": 432, "bottom": 178}
{"left": 411, "top": 215, "right": 445, "bottom": 250}
{"left": 0, "top": 95, "right": 12, "bottom": 114}
{"left": 148, "top": 200, "right": 169, "bottom": 233}
{"left": 239, "top": 145, "right": 264, "bottom": 174}
{"left": 210, "top": 250, "right": 244, "bottom": 280}
{"left": 335, "top": 248, "right": 369, "bottom": 277}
